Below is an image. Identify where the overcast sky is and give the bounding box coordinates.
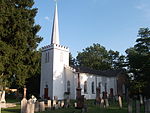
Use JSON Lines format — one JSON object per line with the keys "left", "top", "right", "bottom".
{"left": 34, "top": 0, "right": 150, "bottom": 57}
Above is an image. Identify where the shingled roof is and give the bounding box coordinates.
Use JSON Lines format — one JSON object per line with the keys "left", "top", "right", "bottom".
{"left": 74, "top": 66, "right": 125, "bottom": 77}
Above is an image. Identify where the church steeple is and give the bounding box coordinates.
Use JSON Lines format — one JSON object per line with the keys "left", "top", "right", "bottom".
{"left": 51, "top": 3, "right": 60, "bottom": 45}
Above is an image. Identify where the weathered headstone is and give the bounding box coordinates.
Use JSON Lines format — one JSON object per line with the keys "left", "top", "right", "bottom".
{"left": 139, "top": 94, "right": 143, "bottom": 104}
{"left": 74, "top": 102, "right": 77, "bottom": 108}
{"left": 26, "top": 99, "right": 35, "bottom": 113}
{"left": 96, "top": 87, "right": 101, "bottom": 105}
{"left": 58, "top": 101, "right": 61, "bottom": 108}
{"left": 135, "top": 100, "right": 140, "bottom": 113}
{"left": 110, "top": 88, "right": 114, "bottom": 97}
{"left": 61, "top": 101, "right": 64, "bottom": 108}
{"left": 30, "top": 99, "right": 35, "bottom": 113}
{"left": 1, "top": 91, "right": 6, "bottom": 103}
{"left": 118, "top": 96, "right": 122, "bottom": 108}
{"left": 100, "top": 99, "right": 104, "bottom": 108}
{"left": 30, "top": 101, "right": 35, "bottom": 113}
{"left": 47, "top": 100, "right": 51, "bottom": 109}
{"left": 105, "top": 99, "right": 109, "bottom": 107}
{"left": 21, "top": 98, "right": 27, "bottom": 113}
{"left": 39, "top": 101, "right": 45, "bottom": 112}
{"left": 53, "top": 100, "right": 56, "bottom": 108}
{"left": 26, "top": 102, "right": 30, "bottom": 113}
{"left": 128, "top": 98, "right": 133, "bottom": 113}
{"left": 34, "top": 101, "right": 40, "bottom": 112}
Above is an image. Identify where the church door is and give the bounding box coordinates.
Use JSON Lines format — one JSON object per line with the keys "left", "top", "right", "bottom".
{"left": 44, "top": 88, "right": 48, "bottom": 99}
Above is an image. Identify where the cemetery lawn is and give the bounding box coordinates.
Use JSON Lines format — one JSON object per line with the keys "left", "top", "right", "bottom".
{"left": 2, "top": 105, "right": 127, "bottom": 113}
{"left": 1, "top": 99, "right": 144, "bottom": 113}
{"left": 2, "top": 102, "right": 128, "bottom": 113}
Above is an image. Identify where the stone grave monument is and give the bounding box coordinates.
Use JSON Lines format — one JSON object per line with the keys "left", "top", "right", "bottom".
{"left": 76, "top": 73, "right": 84, "bottom": 109}
{"left": 39, "top": 101, "right": 45, "bottom": 112}
{"left": 96, "top": 87, "right": 101, "bottom": 105}
{"left": 118, "top": 96, "right": 122, "bottom": 108}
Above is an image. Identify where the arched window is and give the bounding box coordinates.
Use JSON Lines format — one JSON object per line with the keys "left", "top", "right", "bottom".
{"left": 84, "top": 81, "right": 87, "bottom": 93}
{"left": 45, "top": 53, "right": 47, "bottom": 63}
{"left": 105, "top": 83, "right": 107, "bottom": 92}
{"left": 48, "top": 52, "right": 49, "bottom": 62}
{"left": 98, "top": 82, "right": 101, "bottom": 93}
{"left": 67, "top": 81, "right": 70, "bottom": 92}
{"left": 92, "top": 82, "right": 94, "bottom": 94}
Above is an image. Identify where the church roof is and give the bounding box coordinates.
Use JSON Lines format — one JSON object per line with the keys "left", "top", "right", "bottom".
{"left": 74, "top": 66, "right": 125, "bottom": 77}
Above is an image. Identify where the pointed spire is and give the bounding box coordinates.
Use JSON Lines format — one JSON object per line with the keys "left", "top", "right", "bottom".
{"left": 51, "top": 2, "right": 60, "bottom": 45}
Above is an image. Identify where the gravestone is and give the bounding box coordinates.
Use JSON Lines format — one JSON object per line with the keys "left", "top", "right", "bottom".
{"left": 39, "top": 101, "right": 45, "bottom": 112}
{"left": 1, "top": 91, "right": 6, "bottom": 103}
{"left": 118, "top": 96, "right": 122, "bottom": 108}
{"left": 128, "top": 98, "right": 133, "bottom": 113}
{"left": 96, "top": 88, "right": 101, "bottom": 105}
{"left": 58, "top": 101, "right": 61, "bottom": 108}
{"left": 47, "top": 100, "right": 51, "bottom": 109}
{"left": 76, "top": 95, "right": 84, "bottom": 109}
{"left": 139, "top": 94, "right": 143, "bottom": 104}
{"left": 109, "top": 88, "right": 114, "bottom": 99}
{"left": 34, "top": 101, "right": 40, "bottom": 112}
{"left": 26, "top": 99, "right": 35, "bottom": 113}
{"left": 61, "top": 101, "right": 64, "bottom": 108}
{"left": 30, "top": 101, "right": 35, "bottom": 113}
{"left": 105, "top": 99, "right": 109, "bottom": 107}
{"left": 74, "top": 102, "right": 77, "bottom": 108}
{"left": 21, "top": 98, "right": 27, "bottom": 113}
{"left": 53, "top": 100, "right": 56, "bottom": 108}
{"left": 100, "top": 99, "right": 104, "bottom": 108}
{"left": 136, "top": 100, "right": 140, "bottom": 113}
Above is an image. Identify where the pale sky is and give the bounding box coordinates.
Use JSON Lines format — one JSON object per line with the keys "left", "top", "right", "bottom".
{"left": 34, "top": 0, "right": 150, "bottom": 57}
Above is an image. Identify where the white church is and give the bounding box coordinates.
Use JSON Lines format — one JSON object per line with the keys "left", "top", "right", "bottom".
{"left": 40, "top": 4, "right": 126, "bottom": 100}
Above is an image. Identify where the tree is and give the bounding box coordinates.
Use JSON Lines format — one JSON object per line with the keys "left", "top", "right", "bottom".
{"left": 69, "top": 53, "right": 76, "bottom": 67}
{"left": 76, "top": 43, "right": 124, "bottom": 70}
{"left": 0, "top": 0, "right": 43, "bottom": 88}
{"left": 126, "top": 28, "right": 150, "bottom": 98}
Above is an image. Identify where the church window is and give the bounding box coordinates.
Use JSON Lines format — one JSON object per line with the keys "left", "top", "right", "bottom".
{"left": 47, "top": 52, "right": 49, "bottom": 62}
{"left": 67, "top": 81, "right": 70, "bottom": 93}
{"left": 98, "top": 82, "right": 101, "bottom": 93}
{"left": 92, "top": 82, "right": 95, "bottom": 94}
{"left": 45, "top": 52, "right": 50, "bottom": 63}
{"left": 45, "top": 53, "right": 47, "bottom": 63}
{"left": 105, "top": 83, "right": 107, "bottom": 92}
{"left": 84, "top": 81, "right": 87, "bottom": 93}
{"left": 60, "top": 52, "right": 63, "bottom": 62}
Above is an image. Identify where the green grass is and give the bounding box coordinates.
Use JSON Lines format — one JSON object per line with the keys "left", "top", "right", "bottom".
{"left": 2, "top": 100, "right": 128, "bottom": 113}
{"left": 1, "top": 99, "right": 145, "bottom": 113}
{"left": 2, "top": 105, "right": 20, "bottom": 113}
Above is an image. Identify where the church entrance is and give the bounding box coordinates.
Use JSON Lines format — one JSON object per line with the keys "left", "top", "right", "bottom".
{"left": 44, "top": 88, "right": 49, "bottom": 99}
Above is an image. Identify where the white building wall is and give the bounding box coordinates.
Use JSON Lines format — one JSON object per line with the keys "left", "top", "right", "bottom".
{"left": 40, "top": 44, "right": 69, "bottom": 100}
{"left": 64, "top": 67, "right": 77, "bottom": 99}
{"left": 79, "top": 73, "right": 117, "bottom": 100}
{"left": 52, "top": 44, "right": 69, "bottom": 100}
{"left": 40, "top": 48, "right": 53, "bottom": 99}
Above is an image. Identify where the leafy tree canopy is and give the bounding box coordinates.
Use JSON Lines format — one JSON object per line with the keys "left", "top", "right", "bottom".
{"left": 76, "top": 43, "right": 125, "bottom": 70}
